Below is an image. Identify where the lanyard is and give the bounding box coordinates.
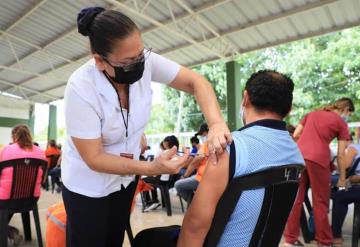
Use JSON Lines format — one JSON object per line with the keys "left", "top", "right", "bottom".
{"left": 104, "top": 72, "right": 130, "bottom": 138}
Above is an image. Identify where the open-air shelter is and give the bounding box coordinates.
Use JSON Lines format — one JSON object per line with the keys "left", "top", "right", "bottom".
{"left": 0, "top": 0, "right": 360, "bottom": 143}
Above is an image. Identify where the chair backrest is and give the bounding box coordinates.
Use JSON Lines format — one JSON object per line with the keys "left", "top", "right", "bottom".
{"left": 146, "top": 155, "right": 155, "bottom": 162}
{"left": 47, "top": 154, "right": 60, "bottom": 170}
{"left": 0, "top": 158, "right": 47, "bottom": 211}
{"left": 204, "top": 164, "right": 303, "bottom": 247}
{"left": 347, "top": 157, "right": 360, "bottom": 178}
{"left": 167, "top": 174, "right": 181, "bottom": 188}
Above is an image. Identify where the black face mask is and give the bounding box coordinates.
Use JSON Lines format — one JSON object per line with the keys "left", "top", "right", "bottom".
{"left": 105, "top": 60, "right": 145, "bottom": 85}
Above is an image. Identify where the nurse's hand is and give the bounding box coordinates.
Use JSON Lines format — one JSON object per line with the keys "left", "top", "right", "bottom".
{"left": 152, "top": 147, "right": 189, "bottom": 174}
{"left": 207, "top": 122, "right": 232, "bottom": 165}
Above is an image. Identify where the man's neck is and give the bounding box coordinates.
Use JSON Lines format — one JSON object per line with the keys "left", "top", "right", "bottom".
{"left": 245, "top": 111, "right": 282, "bottom": 126}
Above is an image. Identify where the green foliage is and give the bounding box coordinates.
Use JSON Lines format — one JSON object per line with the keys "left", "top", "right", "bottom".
{"left": 145, "top": 103, "right": 175, "bottom": 134}
{"left": 147, "top": 27, "right": 360, "bottom": 133}
{"left": 159, "top": 62, "right": 228, "bottom": 132}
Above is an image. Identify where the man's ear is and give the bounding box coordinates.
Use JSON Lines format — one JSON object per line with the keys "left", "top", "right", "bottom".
{"left": 242, "top": 90, "right": 249, "bottom": 107}
{"left": 94, "top": 54, "right": 106, "bottom": 71}
{"left": 284, "top": 106, "right": 292, "bottom": 118}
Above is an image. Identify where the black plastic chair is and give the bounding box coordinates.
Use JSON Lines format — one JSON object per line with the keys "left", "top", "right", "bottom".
{"left": 204, "top": 164, "right": 303, "bottom": 247}
{"left": 0, "top": 158, "right": 47, "bottom": 247}
{"left": 300, "top": 185, "right": 315, "bottom": 243}
{"left": 126, "top": 175, "right": 140, "bottom": 247}
{"left": 352, "top": 201, "right": 360, "bottom": 247}
{"left": 158, "top": 174, "right": 185, "bottom": 216}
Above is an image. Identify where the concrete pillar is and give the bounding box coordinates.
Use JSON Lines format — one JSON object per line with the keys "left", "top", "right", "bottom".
{"left": 28, "top": 104, "right": 35, "bottom": 135}
{"left": 226, "top": 61, "right": 243, "bottom": 131}
{"left": 47, "top": 105, "right": 57, "bottom": 141}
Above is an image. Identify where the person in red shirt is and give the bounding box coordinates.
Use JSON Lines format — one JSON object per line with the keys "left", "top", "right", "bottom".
{"left": 284, "top": 98, "right": 354, "bottom": 247}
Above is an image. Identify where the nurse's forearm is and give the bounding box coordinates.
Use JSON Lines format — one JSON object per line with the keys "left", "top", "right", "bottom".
{"left": 87, "top": 152, "right": 158, "bottom": 176}
{"left": 193, "top": 77, "right": 224, "bottom": 126}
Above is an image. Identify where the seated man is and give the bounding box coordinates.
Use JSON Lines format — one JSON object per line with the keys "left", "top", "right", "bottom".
{"left": 332, "top": 142, "right": 360, "bottom": 246}
{"left": 134, "top": 70, "right": 304, "bottom": 247}
{"left": 175, "top": 123, "right": 209, "bottom": 203}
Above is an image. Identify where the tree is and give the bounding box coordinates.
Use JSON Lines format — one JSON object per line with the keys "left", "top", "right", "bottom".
{"left": 147, "top": 27, "right": 360, "bottom": 133}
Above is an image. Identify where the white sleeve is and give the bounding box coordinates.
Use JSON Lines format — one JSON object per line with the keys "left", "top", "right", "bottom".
{"left": 64, "top": 85, "right": 102, "bottom": 139}
{"left": 150, "top": 52, "right": 181, "bottom": 85}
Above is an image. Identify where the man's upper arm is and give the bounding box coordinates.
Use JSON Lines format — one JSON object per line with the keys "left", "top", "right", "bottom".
{"left": 179, "top": 151, "right": 229, "bottom": 246}
{"left": 345, "top": 146, "right": 358, "bottom": 169}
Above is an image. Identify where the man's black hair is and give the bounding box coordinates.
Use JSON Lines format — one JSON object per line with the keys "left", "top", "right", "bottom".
{"left": 163, "top": 135, "right": 179, "bottom": 149}
{"left": 245, "top": 70, "right": 294, "bottom": 118}
{"left": 190, "top": 136, "right": 199, "bottom": 145}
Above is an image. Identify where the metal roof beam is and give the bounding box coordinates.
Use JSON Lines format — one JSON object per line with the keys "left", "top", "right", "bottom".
{"left": 0, "top": 30, "right": 75, "bottom": 64}
{"left": 0, "top": 79, "right": 58, "bottom": 101}
{"left": 0, "top": 65, "right": 67, "bottom": 83}
{"left": 159, "top": 0, "right": 340, "bottom": 57}
{"left": 0, "top": 0, "right": 48, "bottom": 39}
{"left": 0, "top": 2, "right": 124, "bottom": 94}
{"left": 106, "top": 0, "right": 226, "bottom": 59}
{"left": 1, "top": 0, "right": 228, "bottom": 95}
{"left": 218, "top": 0, "right": 339, "bottom": 37}
{"left": 34, "top": 83, "right": 66, "bottom": 95}
{"left": 186, "top": 18, "right": 360, "bottom": 68}
{"left": 141, "top": 0, "right": 232, "bottom": 34}
{"left": 175, "top": 0, "right": 239, "bottom": 57}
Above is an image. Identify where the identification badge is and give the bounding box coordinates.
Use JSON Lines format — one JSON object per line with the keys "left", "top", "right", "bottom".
{"left": 120, "top": 153, "right": 134, "bottom": 160}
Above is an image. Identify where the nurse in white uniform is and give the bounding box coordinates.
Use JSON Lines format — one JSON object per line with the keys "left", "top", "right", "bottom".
{"left": 62, "top": 7, "right": 231, "bottom": 247}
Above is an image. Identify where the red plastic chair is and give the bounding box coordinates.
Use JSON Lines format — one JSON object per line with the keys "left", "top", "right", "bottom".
{"left": 0, "top": 158, "right": 47, "bottom": 247}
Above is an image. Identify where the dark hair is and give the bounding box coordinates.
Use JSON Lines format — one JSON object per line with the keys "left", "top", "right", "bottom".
{"left": 196, "top": 123, "right": 209, "bottom": 136}
{"left": 190, "top": 136, "right": 199, "bottom": 145}
{"left": 245, "top": 70, "right": 294, "bottom": 118}
{"left": 163, "top": 135, "right": 179, "bottom": 150}
{"left": 12, "top": 125, "right": 33, "bottom": 150}
{"left": 49, "top": 139, "right": 57, "bottom": 148}
{"left": 77, "top": 7, "right": 138, "bottom": 56}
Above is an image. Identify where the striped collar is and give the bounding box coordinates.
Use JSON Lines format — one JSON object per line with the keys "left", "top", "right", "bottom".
{"left": 238, "top": 119, "right": 286, "bottom": 132}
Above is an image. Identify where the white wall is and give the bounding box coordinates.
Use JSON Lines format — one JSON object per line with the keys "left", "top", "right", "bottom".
{"left": 0, "top": 106, "right": 29, "bottom": 119}
{"left": 0, "top": 106, "right": 29, "bottom": 146}
{"left": 0, "top": 127, "right": 12, "bottom": 146}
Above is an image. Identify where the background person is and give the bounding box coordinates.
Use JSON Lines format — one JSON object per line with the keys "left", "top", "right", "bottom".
{"left": 0, "top": 125, "right": 46, "bottom": 245}
{"left": 175, "top": 124, "right": 209, "bottom": 204}
{"left": 44, "top": 139, "right": 61, "bottom": 192}
{"left": 284, "top": 98, "right": 354, "bottom": 247}
{"left": 62, "top": 7, "right": 231, "bottom": 247}
{"left": 143, "top": 135, "right": 180, "bottom": 212}
{"left": 331, "top": 142, "right": 360, "bottom": 246}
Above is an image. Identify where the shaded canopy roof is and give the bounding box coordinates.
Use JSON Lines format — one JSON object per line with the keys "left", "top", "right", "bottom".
{"left": 0, "top": 0, "right": 359, "bottom": 105}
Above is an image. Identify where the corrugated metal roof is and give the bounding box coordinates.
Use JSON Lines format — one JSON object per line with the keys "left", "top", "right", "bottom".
{"left": 0, "top": 0, "right": 359, "bottom": 104}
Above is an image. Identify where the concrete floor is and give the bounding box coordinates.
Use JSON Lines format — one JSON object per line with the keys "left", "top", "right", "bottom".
{"left": 8, "top": 189, "right": 356, "bottom": 247}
